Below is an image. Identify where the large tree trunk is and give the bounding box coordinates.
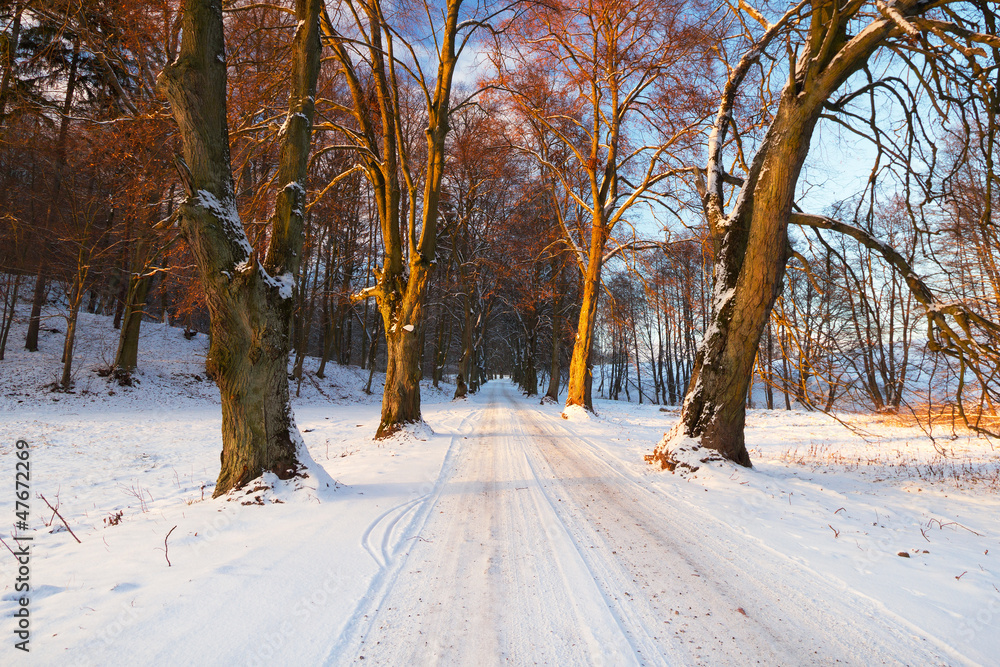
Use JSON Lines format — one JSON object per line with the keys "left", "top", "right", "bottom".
{"left": 564, "top": 153, "right": 614, "bottom": 413}
{"left": 113, "top": 232, "right": 158, "bottom": 376}
{"left": 329, "top": 0, "right": 462, "bottom": 438}
{"left": 208, "top": 292, "right": 300, "bottom": 494}
{"left": 114, "top": 277, "right": 150, "bottom": 375}
{"left": 651, "top": 0, "right": 897, "bottom": 469}
{"left": 374, "top": 284, "right": 427, "bottom": 428}
{"left": 377, "top": 300, "right": 426, "bottom": 434}
{"left": 565, "top": 246, "right": 602, "bottom": 411}
{"left": 658, "top": 103, "right": 818, "bottom": 466}
{"left": 157, "top": 0, "right": 322, "bottom": 497}
{"left": 113, "top": 251, "right": 152, "bottom": 376}
{"left": 375, "top": 261, "right": 432, "bottom": 434}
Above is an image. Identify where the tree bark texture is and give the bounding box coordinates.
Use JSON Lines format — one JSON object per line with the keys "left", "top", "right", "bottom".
{"left": 378, "top": 288, "right": 427, "bottom": 431}
{"left": 158, "top": 0, "right": 322, "bottom": 496}
{"left": 566, "top": 217, "right": 605, "bottom": 411}
{"left": 653, "top": 0, "right": 902, "bottom": 467}
{"left": 674, "top": 102, "right": 817, "bottom": 465}
{"left": 329, "top": 0, "right": 463, "bottom": 437}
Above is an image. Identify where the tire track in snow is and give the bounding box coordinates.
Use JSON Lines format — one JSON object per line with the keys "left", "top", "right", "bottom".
{"left": 510, "top": 384, "right": 968, "bottom": 665}
{"left": 330, "top": 395, "right": 640, "bottom": 665}
{"left": 325, "top": 406, "right": 481, "bottom": 662}
{"left": 331, "top": 382, "right": 965, "bottom": 665}
{"left": 362, "top": 495, "right": 429, "bottom": 569}
{"left": 512, "top": 414, "right": 670, "bottom": 665}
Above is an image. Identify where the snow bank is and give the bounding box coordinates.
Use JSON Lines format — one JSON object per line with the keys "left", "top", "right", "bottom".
{"left": 0, "top": 303, "right": 462, "bottom": 664}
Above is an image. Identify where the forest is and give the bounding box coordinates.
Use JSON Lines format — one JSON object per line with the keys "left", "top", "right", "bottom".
{"left": 3, "top": 1, "right": 1000, "bottom": 663}
{"left": 2, "top": 0, "right": 999, "bottom": 491}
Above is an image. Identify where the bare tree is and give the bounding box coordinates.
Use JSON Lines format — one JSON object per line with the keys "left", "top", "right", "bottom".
{"left": 652, "top": 0, "right": 1000, "bottom": 469}
{"left": 157, "top": 0, "right": 323, "bottom": 496}
{"left": 489, "top": 0, "right": 712, "bottom": 412}
{"left": 325, "top": 0, "right": 491, "bottom": 436}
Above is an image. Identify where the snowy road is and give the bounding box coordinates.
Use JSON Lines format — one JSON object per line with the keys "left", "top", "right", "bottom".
{"left": 331, "top": 382, "right": 961, "bottom": 666}
{"left": 4, "top": 308, "right": 995, "bottom": 666}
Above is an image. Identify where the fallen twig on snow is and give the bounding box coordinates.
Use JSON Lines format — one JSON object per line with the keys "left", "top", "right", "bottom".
{"left": 39, "top": 494, "right": 81, "bottom": 543}
{"left": 164, "top": 525, "right": 177, "bottom": 566}
{"left": 927, "top": 518, "right": 983, "bottom": 537}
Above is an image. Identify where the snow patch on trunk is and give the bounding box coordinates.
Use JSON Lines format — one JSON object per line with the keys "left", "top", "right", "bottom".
{"left": 376, "top": 420, "right": 435, "bottom": 443}
{"left": 647, "top": 422, "right": 726, "bottom": 476}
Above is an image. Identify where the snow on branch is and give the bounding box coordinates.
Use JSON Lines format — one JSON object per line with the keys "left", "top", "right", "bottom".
{"left": 738, "top": 0, "right": 771, "bottom": 30}
{"left": 705, "top": 0, "right": 809, "bottom": 220}
{"left": 602, "top": 240, "right": 668, "bottom": 264}
{"left": 350, "top": 284, "right": 380, "bottom": 304}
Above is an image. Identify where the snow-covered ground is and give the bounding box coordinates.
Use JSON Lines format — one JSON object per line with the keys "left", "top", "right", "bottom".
{"left": 1, "top": 307, "right": 998, "bottom": 664}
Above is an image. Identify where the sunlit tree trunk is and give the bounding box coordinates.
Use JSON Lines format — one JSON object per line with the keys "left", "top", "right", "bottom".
{"left": 566, "top": 209, "right": 606, "bottom": 411}
{"left": 654, "top": 0, "right": 900, "bottom": 467}
{"left": 328, "top": 0, "right": 465, "bottom": 437}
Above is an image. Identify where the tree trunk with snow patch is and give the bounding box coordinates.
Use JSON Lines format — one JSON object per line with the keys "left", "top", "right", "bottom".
{"left": 157, "top": 0, "right": 322, "bottom": 497}
{"left": 653, "top": 0, "right": 899, "bottom": 468}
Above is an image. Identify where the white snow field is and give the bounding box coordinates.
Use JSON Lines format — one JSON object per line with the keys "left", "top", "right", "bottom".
{"left": 1, "top": 310, "right": 999, "bottom": 665}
